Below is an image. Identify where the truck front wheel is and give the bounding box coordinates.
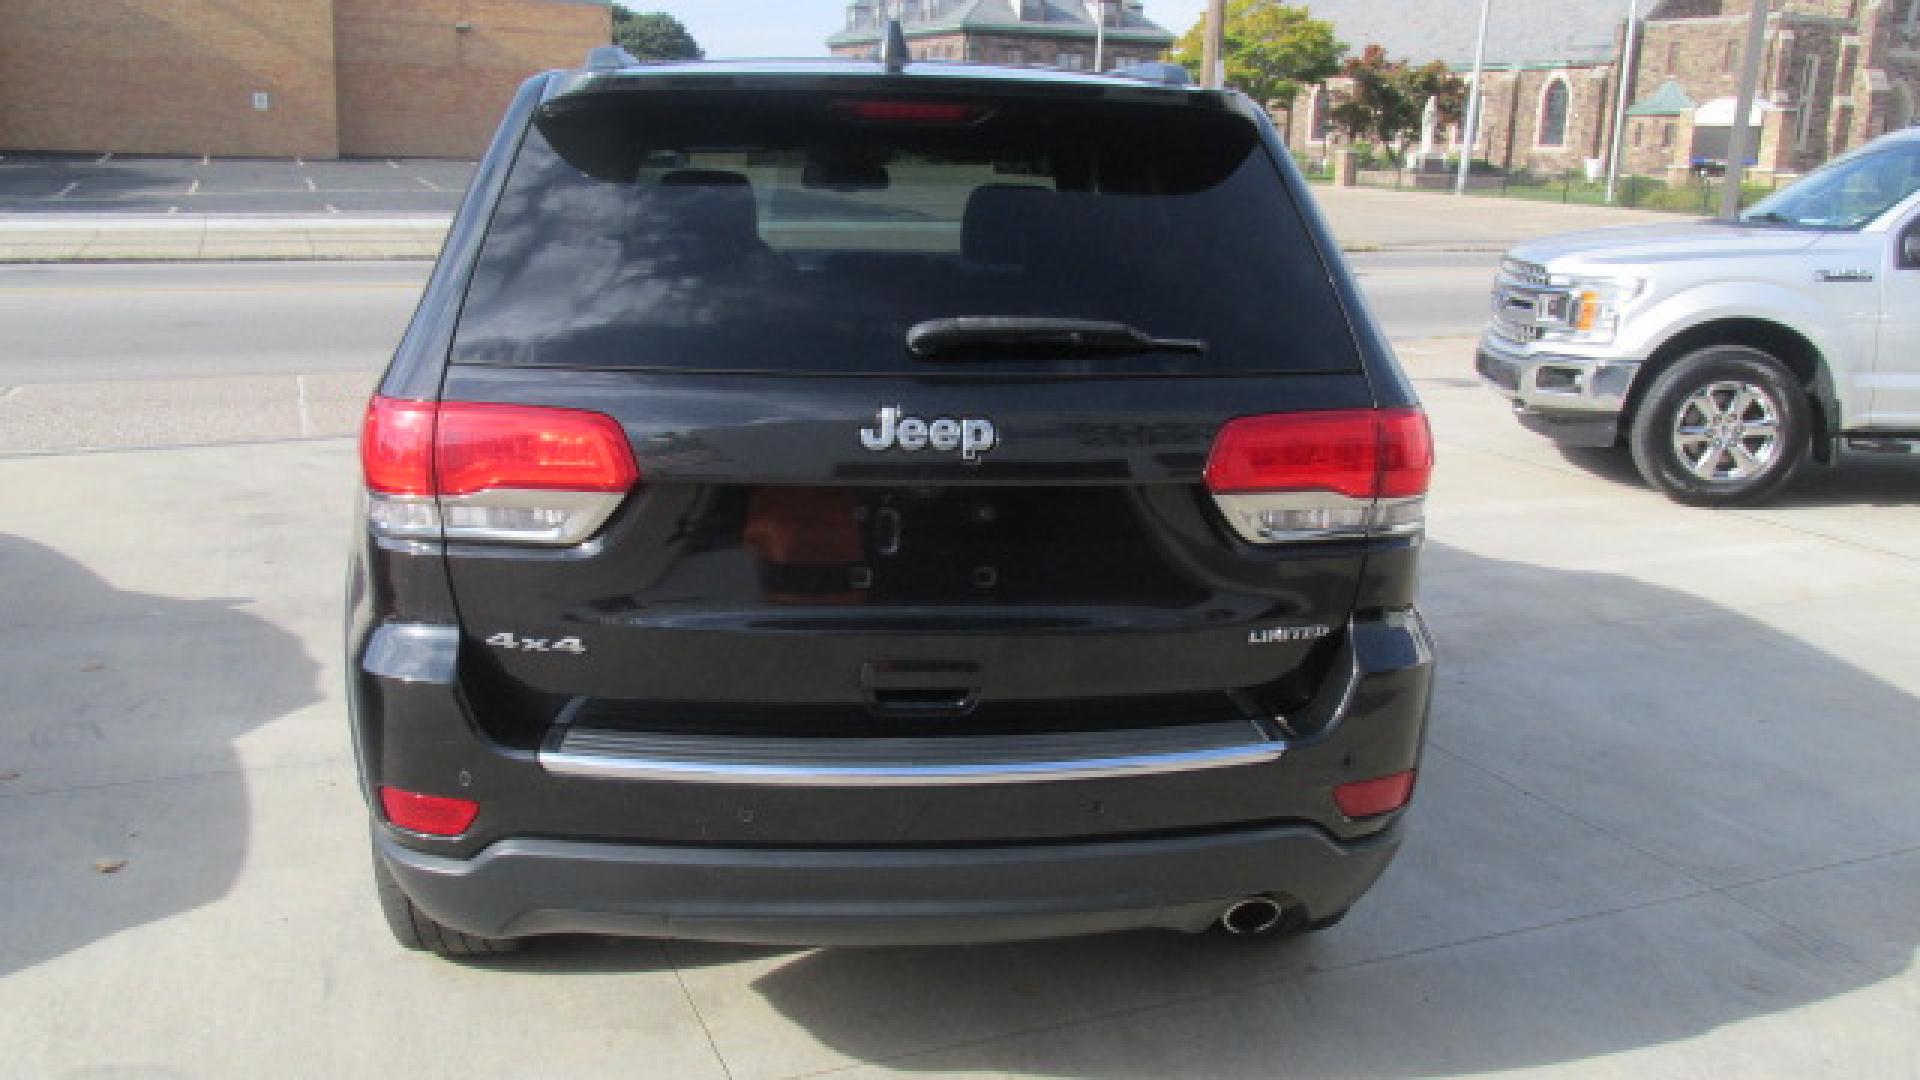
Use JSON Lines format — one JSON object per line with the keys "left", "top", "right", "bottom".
{"left": 1628, "top": 345, "right": 1810, "bottom": 506}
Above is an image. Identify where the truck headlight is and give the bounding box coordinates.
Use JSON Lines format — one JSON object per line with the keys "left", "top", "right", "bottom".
{"left": 1540, "top": 275, "right": 1645, "bottom": 344}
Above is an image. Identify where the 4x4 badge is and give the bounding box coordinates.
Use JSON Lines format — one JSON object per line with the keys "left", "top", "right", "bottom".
{"left": 860, "top": 406, "right": 997, "bottom": 461}
{"left": 486, "top": 632, "right": 586, "bottom": 655}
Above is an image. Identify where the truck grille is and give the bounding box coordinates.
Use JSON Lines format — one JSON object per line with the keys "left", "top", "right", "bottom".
{"left": 1490, "top": 259, "right": 1559, "bottom": 344}
{"left": 1500, "top": 258, "right": 1550, "bottom": 288}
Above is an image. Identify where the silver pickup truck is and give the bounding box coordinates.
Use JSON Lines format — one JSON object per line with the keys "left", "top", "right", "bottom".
{"left": 1478, "top": 126, "right": 1920, "bottom": 505}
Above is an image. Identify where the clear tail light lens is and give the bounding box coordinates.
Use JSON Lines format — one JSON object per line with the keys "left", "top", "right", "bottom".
{"left": 1205, "top": 408, "right": 1432, "bottom": 543}
{"left": 360, "top": 396, "right": 638, "bottom": 546}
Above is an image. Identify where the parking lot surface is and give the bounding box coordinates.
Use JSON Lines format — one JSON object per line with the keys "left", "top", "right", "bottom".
{"left": 0, "top": 153, "right": 473, "bottom": 215}
{"left": 2, "top": 319, "right": 1917, "bottom": 1071}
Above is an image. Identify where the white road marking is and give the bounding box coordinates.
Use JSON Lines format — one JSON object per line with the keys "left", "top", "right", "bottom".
{"left": 295, "top": 375, "right": 314, "bottom": 437}
{"left": 304, "top": 177, "right": 317, "bottom": 192}
{"left": 323, "top": 203, "right": 340, "bottom": 214}
{"left": 414, "top": 176, "right": 439, "bottom": 191}
{"left": 167, "top": 206, "right": 180, "bottom": 214}
{"left": 95, "top": 152, "right": 113, "bottom": 164}
{"left": 53, "top": 182, "right": 79, "bottom": 199}
{"left": 386, "top": 159, "right": 400, "bottom": 168}
{"left": 296, "top": 156, "right": 305, "bottom": 167}
{"left": 186, "top": 179, "right": 201, "bottom": 195}
{"left": 201, "top": 153, "right": 210, "bottom": 166}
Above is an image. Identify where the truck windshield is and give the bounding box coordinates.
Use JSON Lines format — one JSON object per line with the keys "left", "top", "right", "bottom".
{"left": 1740, "top": 139, "right": 1920, "bottom": 230}
{"left": 451, "top": 82, "right": 1360, "bottom": 375}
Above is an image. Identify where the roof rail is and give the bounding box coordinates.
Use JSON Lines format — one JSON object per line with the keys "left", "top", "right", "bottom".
{"left": 585, "top": 45, "right": 638, "bottom": 71}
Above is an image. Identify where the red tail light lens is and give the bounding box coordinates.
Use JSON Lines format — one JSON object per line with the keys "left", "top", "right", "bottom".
{"left": 380, "top": 786, "right": 480, "bottom": 837}
{"left": 361, "top": 397, "right": 437, "bottom": 496}
{"left": 435, "top": 402, "right": 637, "bottom": 497}
{"left": 1376, "top": 409, "right": 1435, "bottom": 498}
{"left": 1204, "top": 408, "right": 1432, "bottom": 544}
{"left": 1206, "top": 410, "right": 1385, "bottom": 498}
{"left": 835, "top": 100, "right": 985, "bottom": 123}
{"left": 1205, "top": 409, "right": 1432, "bottom": 497}
{"left": 1333, "top": 770, "right": 1417, "bottom": 818}
{"left": 359, "top": 396, "right": 638, "bottom": 546}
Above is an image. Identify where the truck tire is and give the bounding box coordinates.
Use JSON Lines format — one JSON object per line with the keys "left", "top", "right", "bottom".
{"left": 1628, "top": 345, "right": 1809, "bottom": 506}
{"left": 372, "top": 837, "right": 521, "bottom": 958}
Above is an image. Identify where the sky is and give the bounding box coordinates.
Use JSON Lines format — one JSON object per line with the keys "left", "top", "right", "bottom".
{"left": 619, "top": 2, "right": 1210, "bottom": 60}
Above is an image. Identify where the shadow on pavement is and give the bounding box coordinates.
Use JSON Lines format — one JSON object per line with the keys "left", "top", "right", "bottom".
{"left": 692, "top": 542, "right": 1919, "bottom": 1076}
{"left": 0, "top": 534, "right": 319, "bottom": 977}
{"left": 1556, "top": 442, "right": 1920, "bottom": 506}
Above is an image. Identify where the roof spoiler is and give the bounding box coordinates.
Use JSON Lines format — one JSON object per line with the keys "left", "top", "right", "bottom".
{"left": 585, "top": 44, "right": 638, "bottom": 71}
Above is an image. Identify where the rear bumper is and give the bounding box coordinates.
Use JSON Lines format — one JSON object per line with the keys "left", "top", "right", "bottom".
{"left": 376, "top": 818, "right": 1403, "bottom": 945}
{"left": 350, "top": 608, "right": 1432, "bottom": 945}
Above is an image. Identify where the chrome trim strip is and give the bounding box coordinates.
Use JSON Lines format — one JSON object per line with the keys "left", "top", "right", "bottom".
{"left": 539, "top": 741, "right": 1287, "bottom": 786}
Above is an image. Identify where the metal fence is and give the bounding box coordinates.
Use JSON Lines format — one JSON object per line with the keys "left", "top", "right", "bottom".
{"left": 1292, "top": 154, "right": 1790, "bottom": 215}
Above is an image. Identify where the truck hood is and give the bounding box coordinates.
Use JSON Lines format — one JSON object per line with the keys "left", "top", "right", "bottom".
{"left": 1508, "top": 219, "right": 1823, "bottom": 271}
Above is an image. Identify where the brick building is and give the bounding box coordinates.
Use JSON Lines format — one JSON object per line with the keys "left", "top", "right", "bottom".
{"left": 1288, "top": 0, "right": 1920, "bottom": 181}
{"left": 828, "top": 0, "right": 1175, "bottom": 71}
{"left": 0, "top": 0, "right": 610, "bottom": 160}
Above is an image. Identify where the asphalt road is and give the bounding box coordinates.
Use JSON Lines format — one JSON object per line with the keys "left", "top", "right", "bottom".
{"left": 0, "top": 254, "right": 1498, "bottom": 384}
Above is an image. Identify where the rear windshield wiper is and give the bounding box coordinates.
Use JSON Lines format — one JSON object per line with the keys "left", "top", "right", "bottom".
{"left": 907, "top": 317, "right": 1207, "bottom": 361}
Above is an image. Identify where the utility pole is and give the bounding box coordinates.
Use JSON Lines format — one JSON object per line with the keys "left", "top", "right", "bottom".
{"left": 1453, "top": 0, "right": 1494, "bottom": 195}
{"left": 1087, "top": 1, "right": 1109, "bottom": 72}
{"left": 1604, "top": 0, "right": 1640, "bottom": 204}
{"left": 1720, "top": 0, "right": 1771, "bottom": 220}
{"left": 1202, "top": 0, "right": 1226, "bottom": 89}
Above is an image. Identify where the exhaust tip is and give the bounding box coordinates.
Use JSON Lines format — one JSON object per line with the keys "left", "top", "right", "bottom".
{"left": 1219, "top": 896, "right": 1286, "bottom": 936}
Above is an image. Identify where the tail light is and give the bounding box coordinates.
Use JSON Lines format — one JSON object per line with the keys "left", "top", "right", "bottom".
{"left": 1204, "top": 408, "right": 1432, "bottom": 543}
{"left": 361, "top": 396, "right": 637, "bottom": 546}
{"left": 379, "top": 786, "right": 480, "bottom": 837}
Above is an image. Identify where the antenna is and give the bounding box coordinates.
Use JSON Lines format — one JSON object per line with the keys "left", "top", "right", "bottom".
{"left": 881, "top": 18, "right": 910, "bottom": 73}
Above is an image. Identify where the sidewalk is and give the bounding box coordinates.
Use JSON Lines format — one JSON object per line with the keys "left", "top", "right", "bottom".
{"left": 1311, "top": 185, "right": 1679, "bottom": 251}
{"left": 0, "top": 186, "right": 1687, "bottom": 262}
{"left": 0, "top": 214, "right": 449, "bottom": 262}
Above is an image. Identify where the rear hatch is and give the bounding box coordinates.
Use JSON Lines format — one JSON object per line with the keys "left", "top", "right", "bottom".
{"left": 402, "top": 74, "right": 1410, "bottom": 749}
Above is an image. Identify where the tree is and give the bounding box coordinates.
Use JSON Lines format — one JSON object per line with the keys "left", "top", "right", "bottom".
{"left": 1328, "top": 45, "right": 1465, "bottom": 148}
{"left": 612, "top": 8, "right": 703, "bottom": 62}
{"left": 1172, "top": 1, "right": 1343, "bottom": 108}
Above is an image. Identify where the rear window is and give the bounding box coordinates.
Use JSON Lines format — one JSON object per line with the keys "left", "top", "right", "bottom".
{"left": 452, "top": 81, "right": 1359, "bottom": 375}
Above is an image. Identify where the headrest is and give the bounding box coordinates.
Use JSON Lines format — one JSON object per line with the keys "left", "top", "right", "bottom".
{"left": 643, "top": 169, "right": 762, "bottom": 254}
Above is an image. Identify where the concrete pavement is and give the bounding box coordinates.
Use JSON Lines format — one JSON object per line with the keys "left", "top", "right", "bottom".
{"left": 0, "top": 184, "right": 1686, "bottom": 262}
{"left": 2, "top": 333, "right": 1918, "bottom": 1076}
{"left": 0, "top": 214, "right": 450, "bottom": 262}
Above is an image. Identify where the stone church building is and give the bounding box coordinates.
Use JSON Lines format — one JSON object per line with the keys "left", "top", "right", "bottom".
{"left": 1288, "top": 0, "right": 1920, "bottom": 182}
{"left": 829, "top": 0, "right": 1176, "bottom": 71}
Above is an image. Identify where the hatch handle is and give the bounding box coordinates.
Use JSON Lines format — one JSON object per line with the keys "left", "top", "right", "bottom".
{"left": 861, "top": 660, "right": 982, "bottom": 717}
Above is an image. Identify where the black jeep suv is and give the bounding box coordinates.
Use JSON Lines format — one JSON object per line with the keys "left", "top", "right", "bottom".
{"left": 347, "top": 49, "right": 1434, "bottom": 955}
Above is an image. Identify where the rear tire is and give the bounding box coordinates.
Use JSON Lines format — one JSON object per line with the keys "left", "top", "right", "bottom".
{"left": 372, "top": 836, "right": 520, "bottom": 958}
{"left": 1628, "top": 345, "right": 1809, "bottom": 506}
